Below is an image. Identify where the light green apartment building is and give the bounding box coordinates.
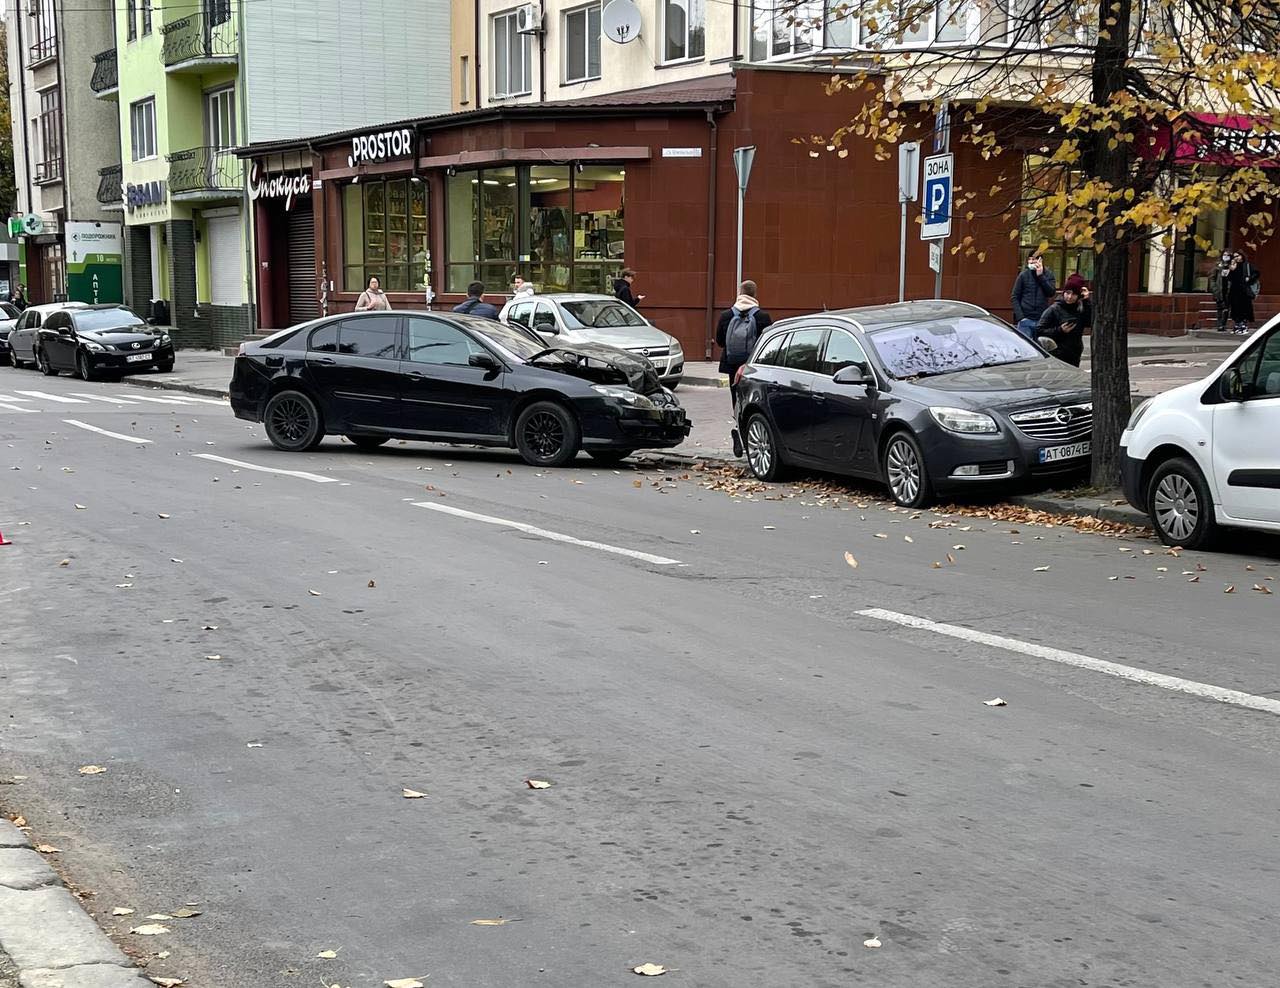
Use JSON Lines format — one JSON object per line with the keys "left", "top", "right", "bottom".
{"left": 103, "top": 0, "right": 252, "bottom": 346}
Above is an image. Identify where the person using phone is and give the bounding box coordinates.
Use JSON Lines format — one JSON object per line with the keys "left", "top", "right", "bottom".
{"left": 1011, "top": 252, "right": 1056, "bottom": 339}
{"left": 1035, "top": 273, "right": 1091, "bottom": 366}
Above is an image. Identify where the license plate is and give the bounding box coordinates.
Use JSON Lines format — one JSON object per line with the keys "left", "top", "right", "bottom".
{"left": 1039, "top": 441, "right": 1090, "bottom": 464}
{"left": 126, "top": 353, "right": 152, "bottom": 363}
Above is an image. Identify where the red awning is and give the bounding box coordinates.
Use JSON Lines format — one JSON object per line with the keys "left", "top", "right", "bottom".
{"left": 1155, "top": 113, "right": 1280, "bottom": 168}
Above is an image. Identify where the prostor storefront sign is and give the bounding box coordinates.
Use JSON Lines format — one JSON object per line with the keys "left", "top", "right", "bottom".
{"left": 250, "top": 163, "right": 312, "bottom": 210}
{"left": 347, "top": 127, "right": 415, "bottom": 166}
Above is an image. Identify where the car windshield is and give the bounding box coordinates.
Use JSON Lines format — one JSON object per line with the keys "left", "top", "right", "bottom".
{"left": 869, "top": 316, "right": 1042, "bottom": 379}
{"left": 75, "top": 310, "right": 147, "bottom": 333}
{"left": 560, "top": 299, "right": 646, "bottom": 330}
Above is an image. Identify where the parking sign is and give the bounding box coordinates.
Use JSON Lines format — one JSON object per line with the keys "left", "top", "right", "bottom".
{"left": 921, "top": 153, "right": 953, "bottom": 240}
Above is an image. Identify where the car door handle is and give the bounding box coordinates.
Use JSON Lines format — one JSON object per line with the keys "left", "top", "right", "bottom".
{"left": 407, "top": 370, "right": 427, "bottom": 379}
{"left": 812, "top": 394, "right": 827, "bottom": 403}
{"left": 311, "top": 356, "right": 336, "bottom": 365}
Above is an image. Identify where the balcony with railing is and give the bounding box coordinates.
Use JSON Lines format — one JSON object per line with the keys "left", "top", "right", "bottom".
{"left": 97, "top": 165, "right": 124, "bottom": 209}
{"left": 90, "top": 49, "right": 119, "bottom": 98}
{"left": 167, "top": 146, "right": 244, "bottom": 201}
{"left": 161, "top": 5, "right": 238, "bottom": 72}
{"left": 34, "top": 157, "right": 63, "bottom": 185}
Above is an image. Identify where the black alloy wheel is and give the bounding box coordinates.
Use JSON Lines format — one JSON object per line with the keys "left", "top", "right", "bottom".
{"left": 586, "top": 448, "right": 636, "bottom": 465}
{"left": 264, "top": 390, "right": 324, "bottom": 452}
{"left": 1148, "top": 456, "right": 1217, "bottom": 550}
{"left": 346, "top": 435, "right": 390, "bottom": 451}
{"left": 515, "top": 401, "right": 580, "bottom": 468}
{"left": 37, "top": 348, "right": 57, "bottom": 376}
{"left": 744, "top": 412, "right": 786, "bottom": 482}
{"left": 77, "top": 351, "right": 96, "bottom": 382}
{"left": 882, "top": 431, "right": 933, "bottom": 508}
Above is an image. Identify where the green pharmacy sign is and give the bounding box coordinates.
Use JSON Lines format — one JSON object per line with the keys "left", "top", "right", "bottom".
{"left": 66, "top": 222, "right": 124, "bottom": 305}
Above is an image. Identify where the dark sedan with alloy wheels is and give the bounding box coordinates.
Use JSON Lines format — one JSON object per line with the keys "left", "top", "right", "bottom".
{"left": 229, "top": 311, "right": 691, "bottom": 466}
{"left": 734, "top": 300, "right": 1093, "bottom": 507}
{"left": 30, "top": 304, "right": 173, "bottom": 379}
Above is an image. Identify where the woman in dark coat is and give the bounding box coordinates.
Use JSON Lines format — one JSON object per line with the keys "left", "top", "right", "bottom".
{"left": 1226, "top": 251, "right": 1258, "bottom": 335}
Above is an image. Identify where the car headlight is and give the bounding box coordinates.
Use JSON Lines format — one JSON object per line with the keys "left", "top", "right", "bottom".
{"left": 83, "top": 341, "right": 105, "bottom": 352}
{"left": 592, "top": 385, "right": 655, "bottom": 408}
{"left": 929, "top": 406, "right": 999, "bottom": 434}
{"left": 159, "top": 334, "right": 170, "bottom": 345}
{"left": 1125, "top": 398, "right": 1152, "bottom": 432}
{"left": 669, "top": 338, "right": 683, "bottom": 357}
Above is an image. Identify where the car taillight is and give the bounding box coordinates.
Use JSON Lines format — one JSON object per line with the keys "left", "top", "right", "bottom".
{"left": 733, "top": 365, "right": 746, "bottom": 385}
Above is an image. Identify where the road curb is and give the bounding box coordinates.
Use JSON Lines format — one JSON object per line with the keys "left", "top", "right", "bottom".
{"left": 0, "top": 825, "right": 148, "bottom": 987}
{"left": 120, "top": 376, "right": 229, "bottom": 400}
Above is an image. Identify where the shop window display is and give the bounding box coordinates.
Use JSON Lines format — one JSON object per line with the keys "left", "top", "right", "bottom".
{"left": 343, "top": 179, "right": 429, "bottom": 293}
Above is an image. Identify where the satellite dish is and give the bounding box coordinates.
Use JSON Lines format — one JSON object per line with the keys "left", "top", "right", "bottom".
{"left": 602, "top": 0, "right": 641, "bottom": 44}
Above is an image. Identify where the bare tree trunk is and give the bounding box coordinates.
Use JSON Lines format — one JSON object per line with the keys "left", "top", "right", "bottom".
{"left": 1090, "top": 242, "right": 1131, "bottom": 487}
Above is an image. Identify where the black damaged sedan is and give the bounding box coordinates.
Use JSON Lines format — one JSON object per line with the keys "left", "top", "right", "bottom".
{"left": 230, "top": 311, "right": 691, "bottom": 466}
{"left": 734, "top": 300, "right": 1093, "bottom": 507}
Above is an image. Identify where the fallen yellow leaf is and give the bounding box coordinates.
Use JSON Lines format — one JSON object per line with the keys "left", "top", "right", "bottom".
{"left": 470, "top": 918, "right": 514, "bottom": 926}
{"left": 384, "top": 979, "right": 427, "bottom": 988}
{"left": 171, "top": 907, "right": 201, "bottom": 918}
{"left": 78, "top": 765, "right": 107, "bottom": 776}
{"left": 130, "top": 924, "right": 170, "bottom": 936}
{"left": 308, "top": 589, "right": 322, "bottom": 596}
{"left": 843, "top": 551, "right": 858, "bottom": 569}
{"left": 525, "top": 779, "right": 552, "bottom": 790}
{"left": 402, "top": 788, "right": 427, "bottom": 799}
{"left": 1225, "top": 585, "right": 1236, "bottom": 594}
{"left": 632, "top": 963, "right": 668, "bottom": 976}
{"left": 149, "top": 978, "right": 184, "bottom": 988}
{"left": 317, "top": 950, "right": 338, "bottom": 959}
{"left": 1033, "top": 566, "right": 1051, "bottom": 572}
{"left": 35, "top": 844, "right": 60, "bottom": 854}
{"left": 864, "top": 936, "right": 882, "bottom": 948}
{"left": 112, "top": 907, "right": 135, "bottom": 916}
{"left": 983, "top": 698, "right": 1007, "bottom": 707}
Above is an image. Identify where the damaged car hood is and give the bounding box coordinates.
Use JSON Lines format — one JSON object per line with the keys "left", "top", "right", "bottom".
{"left": 531, "top": 342, "right": 664, "bottom": 394}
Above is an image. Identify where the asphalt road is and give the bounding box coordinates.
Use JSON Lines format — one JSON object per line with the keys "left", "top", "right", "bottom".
{"left": 2, "top": 374, "right": 1279, "bottom": 988}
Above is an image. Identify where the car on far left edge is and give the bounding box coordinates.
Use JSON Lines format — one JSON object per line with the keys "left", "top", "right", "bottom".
{"left": 34, "top": 304, "right": 174, "bottom": 380}
{"left": 0, "top": 301, "right": 22, "bottom": 362}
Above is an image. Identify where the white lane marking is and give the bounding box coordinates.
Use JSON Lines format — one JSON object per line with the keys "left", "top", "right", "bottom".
{"left": 858, "top": 608, "right": 1280, "bottom": 717}
{"left": 62, "top": 419, "right": 153, "bottom": 444}
{"left": 14, "top": 390, "right": 87, "bottom": 403}
{"left": 113, "top": 393, "right": 190, "bottom": 405}
{"left": 412, "top": 501, "right": 683, "bottom": 566}
{"left": 0, "top": 394, "right": 33, "bottom": 401}
{"left": 69, "top": 392, "right": 140, "bottom": 405}
{"left": 0, "top": 401, "right": 37, "bottom": 413}
{"left": 122, "top": 392, "right": 226, "bottom": 406}
{"left": 193, "top": 452, "right": 339, "bottom": 484}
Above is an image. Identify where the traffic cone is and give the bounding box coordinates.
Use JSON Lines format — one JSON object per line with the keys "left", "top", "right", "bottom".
{"left": 0, "top": 531, "right": 10, "bottom": 545}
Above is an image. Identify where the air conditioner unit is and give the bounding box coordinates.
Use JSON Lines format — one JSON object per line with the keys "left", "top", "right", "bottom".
{"left": 515, "top": 2, "right": 543, "bottom": 33}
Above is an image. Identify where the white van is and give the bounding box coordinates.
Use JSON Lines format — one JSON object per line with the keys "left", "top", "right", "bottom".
{"left": 1121, "top": 316, "right": 1280, "bottom": 548}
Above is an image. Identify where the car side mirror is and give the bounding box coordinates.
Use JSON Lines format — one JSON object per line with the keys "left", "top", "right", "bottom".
{"left": 468, "top": 352, "right": 500, "bottom": 372}
{"left": 1220, "top": 368, "right": 1248, "bottom": 402}
{"left": 534, "top": 320, "right": 558, "bottom": 334}
{"left": 833, "top": 363, "right": 872, "bottom": 386}
{"left": 58, "top": 325, "right": 72, "bottom": 336}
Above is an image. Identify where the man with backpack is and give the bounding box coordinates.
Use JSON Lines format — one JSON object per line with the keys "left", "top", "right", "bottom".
{"left": 715, "top": 280, "right": 773, "bottom": 406}
{"left": 452, "top": 281, "right": 500, "bottom": 319}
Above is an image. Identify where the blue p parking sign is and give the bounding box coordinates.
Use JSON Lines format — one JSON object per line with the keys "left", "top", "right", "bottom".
{"left": 921, "top": 153, "right": 953, "bottom": 240}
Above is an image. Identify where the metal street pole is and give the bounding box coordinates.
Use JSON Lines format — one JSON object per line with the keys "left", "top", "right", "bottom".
{"left": 898, "top": 142, "right": 920, "bottom": 303}
{"left": 899, "top": 201, "right": 908, "bottom": 303}
{"left": 933, "top": 103, "right": 950, "bottom": 299}
{"left": 733, "top": 146, "right": 756, "bottom": 292}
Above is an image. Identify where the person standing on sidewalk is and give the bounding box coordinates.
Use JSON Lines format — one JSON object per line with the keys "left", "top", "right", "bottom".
{"left": 355, "top": 275, "right": 392, "bottom": 311}
{"left": 613, "top": 269, "right": 646, "bottom": 309}
{"left": 716, "top": 280, "right": 773, "bottom": 405}
{"left": 1209, "top": 249, "right": 1233, "bottom": 332}
{"left": 1227, "top": 250, "right": 1260, "bottom": 336}
{"left": 1035, "top": 273, "right": 1090, "bottom": 367}
{"left": 452, "top": 281, "right": 500, "bottom": 319}
{"left": 9, "top": 284, "right": 28, "bottom": 311}
{"left": 1011, "top": 253, "right": 1056, "bottom": 339}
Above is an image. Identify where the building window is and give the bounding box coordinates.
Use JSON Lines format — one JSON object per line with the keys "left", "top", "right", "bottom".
{"left": 207, "top": 0, "right": 233, "bottom": 27}
{"left": 750, "top": 0, "right": 819, "bottom": 59}
{"left": 564, "top": 3, "right": 602, "bottom": 83}
{"left": 1020, "top": 154, "right": 1095, "bottom": 286}
{"left": 858, "top": 0, "right": 975, "bottom": 46}
{"left": 460, "top": 54, "right": 470, "bottom": 104}
{"left": 661, "top": 0, "right": 705, "bottom": 62}
{"left": 28, "top": 0, "right": 57, "bottom": 64}
{"left": 130, "top": 97, "right": 157, "bottom": 161}
{"left": 492, "top": 10, "right": 532, "bottom": 99}
{"left": 141, "top": 0, "right": 152, "bottom": 35}
{"left": 33, "top": 87, "right": 62, "bottom": 183}
{"left": 342, "top": 179, "right": 429, "bottom": 293}
{"left": 205, "top": 86, "right": 236, "bottom": 149}
{"left": 446, "top": 164, "right": 626, "bottom": 294}
{"left": 126, "top": 0, "right": 137, "bottom": 41}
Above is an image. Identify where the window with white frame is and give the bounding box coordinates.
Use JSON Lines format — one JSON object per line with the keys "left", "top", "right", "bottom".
{"left": 661, "top": 0, "right": 705, "bottom": 62}
{"left": 564, "top": 2, "right": 602, "bottom": 82}
{"left": 859, "top": 0, "right": 976, "bottom": 47}
{"left": 130, "top": 98, "right": 157, "bottom": 161}
{"left": 750, "top": 0, "right": 820, "bottom": 60}
{"left": 493, "top": 10, "right": 533, "bottom": 98}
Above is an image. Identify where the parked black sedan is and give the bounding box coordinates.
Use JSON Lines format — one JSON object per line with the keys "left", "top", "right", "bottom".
{"left": 733, "top": 301, "right": 1093, "bottom": 507}
{"left": 230, "top": 311, "right": 691, "bottom": 466}
{"left": 33, "top": 304, "right": 173, "bottom": 379}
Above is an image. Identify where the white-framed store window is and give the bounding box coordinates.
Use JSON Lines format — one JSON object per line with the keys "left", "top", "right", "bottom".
{"left": 564, "top": 2, "right": 602, "bottom": 83}
{"left": 660, "top": 0, "right": 705, "bottom": 63}
{"left": 492, "top": 9, "right": 533, "bottom": 98}
{"left": 130, "top": 97, "right": 157, "bottom": 161}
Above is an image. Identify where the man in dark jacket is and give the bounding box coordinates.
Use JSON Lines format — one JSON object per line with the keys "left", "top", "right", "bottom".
{"left": 452, "top": 281, "right": 500, "bottom": 319}
{"left": 613, "top": 269, "right": 645, "bottom": 308}
{"left": 715, "top": 279, "right": 773, "bottom": 406}
{"left": 1011, "top": 254, "right": 1056, "bottom": 339}
{"left": 1035, "top": 273, "right": 1091, "bottom": 367}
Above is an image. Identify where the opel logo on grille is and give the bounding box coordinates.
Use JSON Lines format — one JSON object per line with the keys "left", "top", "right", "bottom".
{"left": 131, "top": 342, "right": 142, "bottom": 349}
{"left": 1055, "top": 407, "right": 1073, "bottom": 424}
{"left": 640, "top": 348, "right": 651, "bottom": 357}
